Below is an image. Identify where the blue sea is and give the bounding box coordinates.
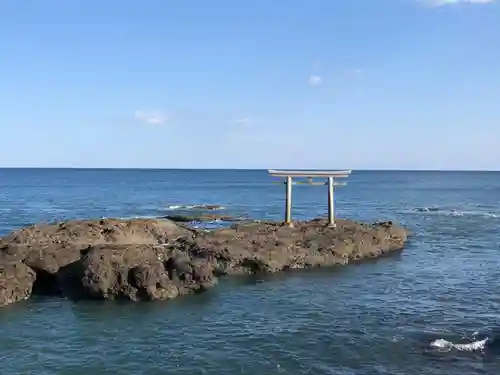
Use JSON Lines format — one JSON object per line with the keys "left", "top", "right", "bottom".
{"left": 1, "top": 168, "right": 500, "bottom": 375}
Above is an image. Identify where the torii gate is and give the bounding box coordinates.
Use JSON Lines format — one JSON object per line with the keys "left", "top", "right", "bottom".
{"left": 268, "top": 169, "right": 352, "bottom": 227}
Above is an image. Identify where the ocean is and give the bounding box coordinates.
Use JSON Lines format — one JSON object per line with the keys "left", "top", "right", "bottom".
{"left": 1, "top": 168, "right": 499, "bottom": 374}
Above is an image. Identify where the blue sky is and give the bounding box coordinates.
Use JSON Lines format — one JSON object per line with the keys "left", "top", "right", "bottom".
{"left": 0, "top": 0, "right": 498, "bottom": 170}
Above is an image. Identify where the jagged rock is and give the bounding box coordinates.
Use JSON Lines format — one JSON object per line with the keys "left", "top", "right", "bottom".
{"left": 0, "top": 262, "right": 36, "bottom": 307}
{"left": 59, "top": 244, "right": 216, "bottom": 301}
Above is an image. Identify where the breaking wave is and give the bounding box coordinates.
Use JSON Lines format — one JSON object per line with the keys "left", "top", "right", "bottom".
{"left": 412, "top": 207, "right": 499, "bottom": 218}
{"left": 430, "top": 337, "right": 488, "bottom": 352}
{"left": 427, "top": 329, "right": 500, "bottom": 354}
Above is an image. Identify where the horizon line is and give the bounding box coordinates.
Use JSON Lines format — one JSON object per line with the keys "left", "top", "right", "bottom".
{"left": 0, "top": 167, "right": 499, "bottom": 172}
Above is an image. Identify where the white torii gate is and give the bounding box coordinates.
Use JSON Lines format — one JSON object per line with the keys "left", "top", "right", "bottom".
{"left": 268, "top": 169, "right": 352, "bottom": 227}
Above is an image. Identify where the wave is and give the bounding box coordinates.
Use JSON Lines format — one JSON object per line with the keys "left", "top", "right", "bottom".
{"left": 117, "top": 215, "right": 159, "bottom": 220}
{"left": 430, "top": 337, "right": 488, "bottom": 352}
{"left": 414, "top": 207, "right": 440, "bottom": 213}
{"left": 413, "top": 207, "right": 499, "bottom": 218}
{"left": 164, "top": 204, "right": 226, "bottom": 211}
{"left": 427, "top": 328, "right": 500, "bottom": 354}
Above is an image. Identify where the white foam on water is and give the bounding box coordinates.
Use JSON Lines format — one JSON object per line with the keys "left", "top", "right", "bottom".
{"left": 164, "top": 204, "right": 226, "bottom": 211}
{"left": 430, "top": 337, "right": 489, "bottom": 352}
{"left": 118, "top": 215, "right": 159, "bottom": 220}
{"left": 411, "top": 207, "right": 500, "bottom": 219}
{"left": 484, "top": 213, "right": 499, "bottom": 218}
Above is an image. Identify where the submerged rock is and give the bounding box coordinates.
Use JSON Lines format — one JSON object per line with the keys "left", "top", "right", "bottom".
{"left": 0, "top": 217, "right": 409, "bottom": 307}
{"left": 191, "top": 204, "right": 225, "bottom": 210}
{"left": 414, "top": 207, "right": 439, "bottom": 213}
{"left": 164, "top": 214, "right": 245, "bottom": 223}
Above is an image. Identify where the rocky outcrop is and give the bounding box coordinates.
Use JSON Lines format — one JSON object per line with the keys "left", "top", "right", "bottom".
{"left": 0, "top": 218, "right": 193, "bottom": 305}
{"left": 0, "top": 217, "right": 409, "bottom": 307}
{"left": 198, "top": 219, "right": 407, "bottom": 275}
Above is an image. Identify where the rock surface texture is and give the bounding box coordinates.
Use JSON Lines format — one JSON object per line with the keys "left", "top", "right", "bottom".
{"left": 0, "top": 218, "right": 409, "bottom": 307}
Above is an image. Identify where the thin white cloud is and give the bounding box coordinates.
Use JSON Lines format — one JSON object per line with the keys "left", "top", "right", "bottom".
{"left": 423, "top": 0, "right": 495, "bottom": 6}
{"left": 309, "top": 75, "right": 322, "bottom": 86}
{"left": 312, "top": 60, "right": 322, "bottom": 71}
{"left": 340, "top": 68, "right": 363, "bottom": 79}
{"left": 232, "top": 117, "right": 252, "bottom": 126}
{"left": 133, "top": 109, "right": 169, "bottom": 125}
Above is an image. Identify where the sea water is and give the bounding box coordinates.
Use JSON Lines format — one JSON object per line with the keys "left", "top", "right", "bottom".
{"left": 1, "top": 169, "right": 499, "bottom": 374}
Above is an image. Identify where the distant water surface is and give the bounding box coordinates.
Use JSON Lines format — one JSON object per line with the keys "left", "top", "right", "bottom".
{"left": 1, "top": 169, "right": 500, "bottom": 374}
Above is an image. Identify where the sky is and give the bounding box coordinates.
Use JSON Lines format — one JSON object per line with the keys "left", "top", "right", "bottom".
{"left": 0, "top": 0, "right": 499, "bottom": 170}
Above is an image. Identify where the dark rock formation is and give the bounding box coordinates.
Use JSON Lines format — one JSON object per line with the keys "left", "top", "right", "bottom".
{"left": 58, "top": 244, "right": 216, "bottom": 301}
{"left": 414, "top": 207, "right": 439, "bottom": 213}
{"left": 0, "top": 217, "right": 409, "bottom": 307}
{"left": 164, "top": 214, "right": 245, "bottom": 223}
{"left": 191, "top": 204, "right": 225, "bottom": 210}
